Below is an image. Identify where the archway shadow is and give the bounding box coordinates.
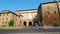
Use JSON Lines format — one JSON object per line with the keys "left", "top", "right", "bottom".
{"left": 32, "top": 8, "right": 43, "bottom": 26}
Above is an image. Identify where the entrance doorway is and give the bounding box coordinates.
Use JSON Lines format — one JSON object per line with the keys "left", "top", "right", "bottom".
{"left": 23, "top": 21, "right": 26, "bottom": 26}
{"left": 29, "top": 21, "right": 32, "bottom": 26}
{"left": 34, "top": 21, "right": 38, "bottom": 26}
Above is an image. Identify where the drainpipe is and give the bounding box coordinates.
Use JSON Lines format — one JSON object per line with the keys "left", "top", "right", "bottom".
{"left": 54, "top": 0, "right": 60, "bottom": 16}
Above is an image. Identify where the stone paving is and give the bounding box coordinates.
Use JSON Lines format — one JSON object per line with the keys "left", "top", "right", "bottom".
{"left": 0, "top": 32, "right": 60, "bottom": 34}
{"left": 0, "top": 27, "right": 60, "bottom": 34}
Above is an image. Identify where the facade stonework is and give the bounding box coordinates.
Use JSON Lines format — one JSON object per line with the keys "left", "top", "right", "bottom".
{"left": 0, "top": 9, "right": 40, "bottom": 27}
{"left": 0, "top": 10, "right": 19, "bottom": 26}
{"left": 14, "top": 9, "right": 40, "bottom": 26}
{"left": 0, "top": 1, "right": 60, "bottom": 27}
{"left": 38, "top": 1, "right": 60, "bottom": 26}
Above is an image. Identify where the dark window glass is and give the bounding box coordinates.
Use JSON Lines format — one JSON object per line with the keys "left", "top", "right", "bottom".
{"left": 0, "top": 14, "right": 1, "bottom": 16}
{"left": 3, "top": 14, "right": 5, "bottom": 16}
{"left": 6, "top": 18, "right": 8, "bottom": 20}
{"left": 54, "top": 18, "right": 56, "bottom": 21}
{"left": 0, "top": 18, "right": 1, "bottom": 20}
{"left": 18, "top": 13, "right": 20, "bottom": 14}
{"left": 54, "top": 11, "right": 56, "bottom": 14}
{"left": 3, "top": 18, "right": 4, "bottom": 20}
{"left": 6, "top": 21, "right": 7, "bottom": 24}
{"left": 7, "top": 14, "right": 8, "bottom": 16}
{"left": 47, "top": 11, "right": 49, "bottom": 15}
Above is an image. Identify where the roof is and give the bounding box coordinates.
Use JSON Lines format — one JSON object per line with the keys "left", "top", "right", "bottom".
{"left": 0, "top": 10, "right": 22, "bottom": 17}
{"left": 15, "top": 9, "right": 38, "bottom": 12}
{"left": 38, "top": 1, "right": 60, "bottom": 10}
{"left": 38, "top": 1, "right": 60, "bottom": 12}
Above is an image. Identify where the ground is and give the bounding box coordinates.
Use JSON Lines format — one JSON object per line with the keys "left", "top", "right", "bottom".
{"left": 0, "top": 26, "right": 60, "bottom": 34}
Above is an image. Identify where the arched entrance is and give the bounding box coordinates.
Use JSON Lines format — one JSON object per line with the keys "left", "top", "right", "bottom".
{"left": 34, "top": 21, "right": 38, "bottom": 26}
{"left": 23, "top": 21, "right": 26, "bottom": 26}
{"left": 29, "top": 21, "right": 32, "bottom": 26}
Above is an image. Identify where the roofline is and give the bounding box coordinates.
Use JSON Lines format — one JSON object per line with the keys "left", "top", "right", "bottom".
{"left": 40, "top": 1, "right": 58, "bottom": 5}
{"left": 0, "top": 10, "right": 20, "bottom": 17}
{"left": 38, "top": 1, "right": 60, "bottom": 11}
{"left": 15, "top": 9, "right": 38, "bottom": 12}
{"left": 1, "top": 10, "right": 11, "bottom": 12}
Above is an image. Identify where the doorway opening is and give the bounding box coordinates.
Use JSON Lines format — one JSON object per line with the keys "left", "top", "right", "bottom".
{"left": 34, "top": 21, "right": 38, "bottom": 26}
{"left": 23, "top": 21, "right": 26, "bottom": 26}
{"left": 29, "top": 21, "right": 32, "bottom": 26}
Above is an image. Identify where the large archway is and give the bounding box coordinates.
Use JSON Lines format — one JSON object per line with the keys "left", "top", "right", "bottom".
{"left": 23, "top": 21, "right": 26, "bottom": 26}
{"left": 34, "top": 21, "right": 39, "bottom": 26}
{"left": 29, "top": 21, "right": 32, "bottom": 26}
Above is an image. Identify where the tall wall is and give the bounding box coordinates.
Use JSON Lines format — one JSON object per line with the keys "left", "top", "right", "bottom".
{"left": 14, "top": 10, "right": 39, "bottom": 26}
{"left": 39, "top": 2, "right": 60, "bottom": 26}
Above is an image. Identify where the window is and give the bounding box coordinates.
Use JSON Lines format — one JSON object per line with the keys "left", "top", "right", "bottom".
{"left": 18, "top": 13, "right": 20, "bottom": 14}
{"left": 7, "top": 14, "right": 8, "bottom": 16}
{"left": 0, "top": 14, "right": 1, "bottom": 16}
{"left": 54, "top": 11, "right": 56, "bottom": 14}
{"left": 20, "top": 21, "right": 22, "bottom": 22}
{"left": 46, "top": 5, "right": 49, "bottom": 8}
{"left": 53, "top": 5, "right": 56, "bottom": 8}
{"left": 6, "top": 21, "right": 7, "bottom": 24}
{"left": 47, "top": 11, "right": 49, "bottom": 15}
{"left": 0, "top": 18, "right": 1, "bottom": 20}
{"left": 28, "top": 13, "right": 32, "bottom": 19}
{"left": 3, "top": 18, "right": 4, "bottom": 20}
{"left": 6, "top": 18, "right": 8, "bottom": 20}
{"left": 3, "top": 14, "right": 5, "bottom": 16}
{"left": 54, "top": 18, "right": 56, "bottom": 21}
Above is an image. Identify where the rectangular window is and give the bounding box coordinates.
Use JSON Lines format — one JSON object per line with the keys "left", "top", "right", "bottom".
{"left": 54, "top": 11, "right": 56, "bottom": 14}
{"left": 7, "top": 14, "right": 8, "bottom": 16}
{"left": 0, "top": 14, "right": 1, "bottom": 16}
{"left": 47, "top": 11, "right": 49, "bottom": 15}
{"left": 0, "top": 18, "right": 1, "bottom": 20}
{"left": 3, "top": 18, "right": 4, "bottom": 20}
{"left": 3, "top": 14, "right": 5, "bottom": 16}
{"left": 6, "top": 18, "right": 8, "bottom": 20}
{"left": 6, "top": 21, "right": 7, "bottom": 24}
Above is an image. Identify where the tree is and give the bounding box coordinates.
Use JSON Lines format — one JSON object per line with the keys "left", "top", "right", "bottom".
{"left": 8, "top": 19, "right": 14, "bottom": 27}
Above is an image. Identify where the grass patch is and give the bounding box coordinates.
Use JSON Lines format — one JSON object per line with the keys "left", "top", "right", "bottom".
{"left": 0, "top": 26, "right": 24, "bottom": 29}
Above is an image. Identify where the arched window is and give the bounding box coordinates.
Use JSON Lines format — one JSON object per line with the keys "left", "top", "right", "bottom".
{"left": 47, "top": 11, "right": 49, "bottom": 15}
{"left": 54, "top": 11, "right": 56, "bottom": 14}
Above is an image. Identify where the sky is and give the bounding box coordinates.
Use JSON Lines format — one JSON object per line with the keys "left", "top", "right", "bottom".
{"left": 0, "top": 0, "right": 54, "bottom": 12}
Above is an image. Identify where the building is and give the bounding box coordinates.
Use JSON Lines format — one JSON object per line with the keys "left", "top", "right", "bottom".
{"left": 0, "top": 10, "right": 19, "bottom": 27}
{"left": 14, "top": 9, "right": 40, "bottom": 27}
{"left": 14, "top": 12, "right": 22, "bottom": 27}
{"left": 38, "top": 1, "right": 60, "bottom": 26}
{"left": 0, "top": 9, "right": 40, "bottom": 27}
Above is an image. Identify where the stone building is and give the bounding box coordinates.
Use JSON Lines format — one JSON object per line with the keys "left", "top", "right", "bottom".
{"left": 38, "top": 1, "right": 60, "bottom": 26}
{"left": 0, "top": 10, "right": 19, "bottom": 26}
{"left": 0, "top": 9, "right": 40, "bottom": 27}
{"left": 14, "top": 9, "right": 40, "bottom": 26}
